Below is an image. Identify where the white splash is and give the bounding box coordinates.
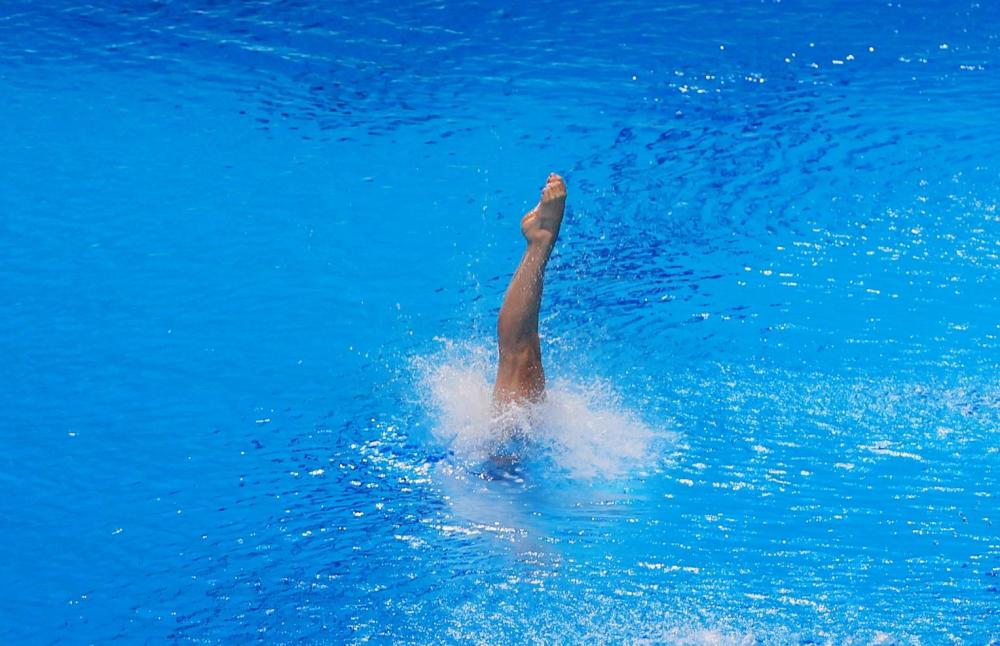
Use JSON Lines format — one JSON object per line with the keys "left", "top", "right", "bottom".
{"left": 414, "top": 339, "right": 667, "bottom": 479}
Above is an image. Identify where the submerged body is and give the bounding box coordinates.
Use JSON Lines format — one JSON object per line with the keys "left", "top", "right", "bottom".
{"left": 492, "top": 172, "right": 567, "bottom": 408}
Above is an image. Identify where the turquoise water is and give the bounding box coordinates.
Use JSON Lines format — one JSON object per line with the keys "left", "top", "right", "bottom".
{"left": 1, "top": 1, "right": 998, "bottom": 642}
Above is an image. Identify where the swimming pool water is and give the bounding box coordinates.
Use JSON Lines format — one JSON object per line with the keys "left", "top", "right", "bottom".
{"left": 1, "top": 1, "right": 998, "bottom": 642}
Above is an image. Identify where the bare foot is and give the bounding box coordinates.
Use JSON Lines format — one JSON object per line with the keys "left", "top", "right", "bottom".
{"left": 521, "top": 173, "right": 566, "bottom": 246}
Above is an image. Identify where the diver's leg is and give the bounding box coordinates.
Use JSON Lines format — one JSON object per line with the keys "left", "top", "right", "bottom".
{"left": 493, "top": 173, "right": 567, "bottom": 405}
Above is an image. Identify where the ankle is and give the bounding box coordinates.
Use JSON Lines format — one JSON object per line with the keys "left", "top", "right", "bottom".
{"left": 525, "top": 232, "right": 557, "bottom": 249}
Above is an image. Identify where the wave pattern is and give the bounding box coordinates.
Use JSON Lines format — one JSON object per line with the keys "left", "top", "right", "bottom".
{"left": 1, "top": 0, "right": 998, "bottom": 643}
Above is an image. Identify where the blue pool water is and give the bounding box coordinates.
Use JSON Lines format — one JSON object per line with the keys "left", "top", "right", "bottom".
{"left": 2, "top": 1, "right": 998, "bottom": 642}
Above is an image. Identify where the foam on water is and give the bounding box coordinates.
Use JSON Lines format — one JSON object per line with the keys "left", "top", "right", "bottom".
{"left": 414, "top": 338, "right": 669, "bottom": 479}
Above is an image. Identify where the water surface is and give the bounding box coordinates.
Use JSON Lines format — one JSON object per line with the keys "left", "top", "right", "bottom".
{"left": 1, "top": 0, "right": 998, "bottom": 642}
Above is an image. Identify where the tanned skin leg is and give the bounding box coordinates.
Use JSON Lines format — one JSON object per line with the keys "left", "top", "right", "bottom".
{"left": 493, "top": 173, "right": 567, "bottom": 407}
